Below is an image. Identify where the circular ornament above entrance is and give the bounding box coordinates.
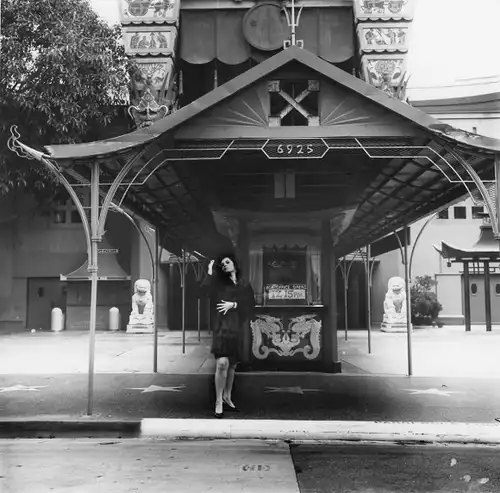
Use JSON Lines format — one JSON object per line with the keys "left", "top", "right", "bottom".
{"left": 242, "top": 2, "right": 290, "bottom": 52}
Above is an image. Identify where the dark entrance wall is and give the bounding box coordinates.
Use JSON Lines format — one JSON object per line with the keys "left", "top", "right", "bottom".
{"left": 26, "top": 278, "right": 67, "bottom": 331}
{"left": 166, "top": 263, "right": 210, "bottom": 331}
{"left": 336, "top": 262, "right": 368, "bottom": 330}
{"left": 0, "top": 220, "right": 18, "bottom": 331}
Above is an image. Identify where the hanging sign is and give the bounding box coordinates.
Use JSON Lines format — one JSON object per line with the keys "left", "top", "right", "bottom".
{"left": 262, "top": 139, "right": 329, "bottom": 159}
{"left": 266, "top": 284, "right": 307, "bottom": 300}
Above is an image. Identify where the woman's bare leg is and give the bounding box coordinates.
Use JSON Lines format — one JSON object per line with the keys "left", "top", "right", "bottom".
{"left": 214, "top": 357, "right": 229, "bottom": 414}
{"left": 223, "top": 364, "right": 237, "bottom": 407}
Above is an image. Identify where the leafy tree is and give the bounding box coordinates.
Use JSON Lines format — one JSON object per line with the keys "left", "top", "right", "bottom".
{"left": 0, "top": 0, "right": 131, "bottom": 209}
{"left": 410, "top": 275, "right": 443, "bottom": 325}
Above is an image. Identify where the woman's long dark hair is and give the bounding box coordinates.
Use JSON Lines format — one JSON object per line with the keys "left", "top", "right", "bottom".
{"left": 213, "top": 253, "right": 241, "bottom": 285}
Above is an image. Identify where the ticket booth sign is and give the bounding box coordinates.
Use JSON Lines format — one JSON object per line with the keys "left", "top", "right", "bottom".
{"left": 266, "top": 284, "right": 306, "bottom": 300}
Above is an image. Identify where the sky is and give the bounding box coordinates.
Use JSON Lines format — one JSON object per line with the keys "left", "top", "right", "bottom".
{"left": 90, "top": 0, "right": 500, "bottom": 88}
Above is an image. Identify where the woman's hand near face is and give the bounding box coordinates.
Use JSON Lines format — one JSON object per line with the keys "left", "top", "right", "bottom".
{"left": 208, "top": 260, "right": 215, "bottom": 276}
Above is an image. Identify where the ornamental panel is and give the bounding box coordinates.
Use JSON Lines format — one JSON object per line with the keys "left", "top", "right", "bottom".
{"left": 354, "top": 0, "right": 415, "bottom": 21}
{"left": 251, "top": 312, "right": 322, "bottom": 361}
{"left": 123, "top": 26, "right": 177, "bottom": 56}
{"left": 357, "top": 23, "right": 409, "bottom": 53}
{"left": 130, "top": 57, "right": 175, "bottom": 103}
{"left": 120, "top": 0, "right": 180, "bottom": 25}
{"left": 360, "top": 55, "right": 407, "bottom": 95}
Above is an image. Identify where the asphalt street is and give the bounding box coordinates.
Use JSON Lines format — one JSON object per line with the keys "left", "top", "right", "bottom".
{"left": 1, "top": 373, "right": 500, "bottom": 423}
{"left": 291, "top": 443, "right": 500, "bottom": 492}
{"left": 2, "top": 439, "right": 499, "bottom": 492}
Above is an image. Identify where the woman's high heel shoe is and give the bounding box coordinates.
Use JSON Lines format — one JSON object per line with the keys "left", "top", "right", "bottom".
{"left": 214, "top": 401, "right": 224, "bottom": 419}
{"left": 222, "top": 396, "right": 240, "bottom": 412}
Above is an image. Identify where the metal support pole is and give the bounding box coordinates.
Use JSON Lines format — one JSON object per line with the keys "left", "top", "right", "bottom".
{"left": 197, "top": 298, "right": 201, "bottom": 342}
{"left": 344, "top": 274, "right": 349, "bottom": 342}
{"left": 153, "top": 229, "right": 160, "bottom": 372}
{"left": 366, "top": 244, "right": 372, "bottom": 354}
{"left": 463, "top": 261, "right": 471, "bottom": 332}
{"left": 403, "top": 227, "right": 413, "bottom": 376}
{"left": 182, "top": 249, "right": 186, "bottom": 354}
{"left": 484, "top": 260, "right": 492, "bottom": 332}
{"left": 87, "top": 161, "right": 100, "bottom": 416}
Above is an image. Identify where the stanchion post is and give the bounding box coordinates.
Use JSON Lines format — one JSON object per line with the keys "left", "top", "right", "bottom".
{"left": 87, "top": 161, "right": 101, "bottom": 416}
{"left": 366, "top": 244, "right": 372, "bottom": 354}
{"left": 403, "top": 226, "right": 413, "bottom": 376}
{"left": 182, "top": 248, "right": 186, "bottom": 354}
{"left": 154, "top": 228, "right": 160, "bottom": 372}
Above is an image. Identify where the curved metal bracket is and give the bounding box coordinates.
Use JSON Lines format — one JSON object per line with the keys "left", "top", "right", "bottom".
{"left": 441, "top": 145, "right": 499, "bottom": 238}
{"left": 97, "top": 147, "right": 148, "bottom": 238}
{"left": 7, "top": 127, "right": 92, "bottom": 259}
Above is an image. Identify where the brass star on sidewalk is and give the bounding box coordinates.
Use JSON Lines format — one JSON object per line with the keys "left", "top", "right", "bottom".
{"left": 404, "top": 388, "right": 465, "bottom": 397}
{"left": 127, "top": 385, "right": 186, "bottom": 394}
{"left": 265, "top": 386, "right": 321, "bottom": 395}
{"left": 0, "top": 384, "right": 47, "bottom": 393}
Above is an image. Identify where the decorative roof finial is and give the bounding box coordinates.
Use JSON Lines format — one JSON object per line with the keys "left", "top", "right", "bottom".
{"left": 282, "top": 0, "right": 304, "bottom": 49}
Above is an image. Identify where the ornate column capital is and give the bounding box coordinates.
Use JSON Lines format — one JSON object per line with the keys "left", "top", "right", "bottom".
{"left": 354, "top": 0, "right": 416, "bottom": 101}
{"left": 119, "top": 0, "right": 181, "bottom": 129}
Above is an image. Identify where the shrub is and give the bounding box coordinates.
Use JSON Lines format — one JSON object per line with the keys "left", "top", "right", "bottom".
{"left": 410, "top": 275, "right": 443, "bottom": 325}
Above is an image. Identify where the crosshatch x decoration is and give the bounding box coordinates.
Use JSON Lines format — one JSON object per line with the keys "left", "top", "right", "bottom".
{"left": 268, "top": 79, "right": 320, "bottom": 127}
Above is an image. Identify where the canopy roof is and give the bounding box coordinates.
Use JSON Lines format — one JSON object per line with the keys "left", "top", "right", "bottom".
{"left": 19, "top": 46, "right": 500, "bottom": 258}
{"left": 60, "top": 239, "right": 130, "bottom": 281}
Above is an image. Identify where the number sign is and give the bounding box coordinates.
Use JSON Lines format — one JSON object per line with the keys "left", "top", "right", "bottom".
{"left": 262, "top": 139, "right": 329, "bottom": 159}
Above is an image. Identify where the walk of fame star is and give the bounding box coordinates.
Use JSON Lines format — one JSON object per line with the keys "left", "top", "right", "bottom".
{"left": 404, "top": 388, "right": 465, "bottom": 397}
{"left": 127, "top": 384, "right": 186, "bottom": 393}
{"left": 264, "top": 386, "right": 322, "bottom": 395}
{"left": 0, "top": 384, "right": 47, "bottom": 393}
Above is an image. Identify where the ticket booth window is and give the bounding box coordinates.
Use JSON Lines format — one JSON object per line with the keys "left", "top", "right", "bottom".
{"left": 249, "top": 245, "right": 321, "bottom": 306}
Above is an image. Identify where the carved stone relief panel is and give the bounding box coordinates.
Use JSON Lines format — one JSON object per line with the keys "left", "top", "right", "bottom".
{"left": 357, "top": 23, "right": 409, "bottom": 53}
{"left": 354, "top": 0, "right": 415, "bottom": 21}
{"left": 123, "top": 26, "right": 177, "bottom": 56}
{"left": 361, "top": 55, "right": 407, "bottom": 95}
{"left": 129, "top": 57, "right": 175, "bottom": 103}
{"left": 120, "top": 0, "right": 180, "bottom": 25}
{"left": 251, "top": 312, "right": 322, "bottom": 361}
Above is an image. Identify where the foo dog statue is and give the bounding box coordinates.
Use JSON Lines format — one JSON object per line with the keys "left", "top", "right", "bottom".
{"left": 126, "top": 279, "right": 154, "bottom": 333}
{"left": 381, "top": 276, "right": 411, "bottom": 332}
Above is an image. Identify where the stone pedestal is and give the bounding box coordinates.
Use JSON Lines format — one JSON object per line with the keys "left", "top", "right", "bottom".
{"left": 380, "top": 321, "right": 412, "bottom": 333}
{"left": 126, "top": 323, "right": 154, "bottom": 334}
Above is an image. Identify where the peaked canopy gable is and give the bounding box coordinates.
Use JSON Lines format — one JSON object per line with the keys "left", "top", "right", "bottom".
{"left": 44, "top": 46, "right": 500, "bottom": 161}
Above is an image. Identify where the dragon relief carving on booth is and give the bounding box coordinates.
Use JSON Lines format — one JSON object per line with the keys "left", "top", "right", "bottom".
{"left": 250, "top": 313, "right": 321, "bottom": 360}
{"left": 128, "top": 58, "right": 177, "bottom": 128}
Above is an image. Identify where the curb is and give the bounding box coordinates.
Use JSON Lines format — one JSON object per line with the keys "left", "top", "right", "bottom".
{"left": 1, "top": 419, "right": 500, "bottom": 444}
{"left": 0, "top": 419, "right": 141, "bottom": 439}
{"left": 140, "top": 419, "right": 500, "bottom": 445}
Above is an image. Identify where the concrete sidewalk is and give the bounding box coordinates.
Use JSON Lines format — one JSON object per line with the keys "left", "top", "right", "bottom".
{"left": 338, "top": 324, "right": 500, "bottom": 378}
{"left": 1, "top": 325, "right": 500, "bottom": 377}
{"left": 0, "top": 330, "right": 216, "bottom": 374}
{"left": 1, "top": 326, "right": 500, "bottom": 445}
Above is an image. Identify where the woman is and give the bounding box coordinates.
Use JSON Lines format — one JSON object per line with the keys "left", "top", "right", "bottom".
{"left": 201, "top": 254, "right": 255, "bottom": 418}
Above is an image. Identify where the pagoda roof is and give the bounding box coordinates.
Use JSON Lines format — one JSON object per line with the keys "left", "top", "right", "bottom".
{"left": 435, "top": 224, "right": 500, "bottom": 261}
